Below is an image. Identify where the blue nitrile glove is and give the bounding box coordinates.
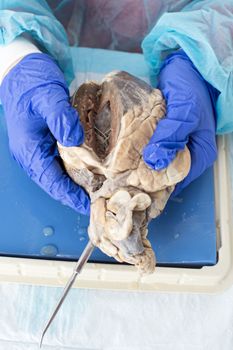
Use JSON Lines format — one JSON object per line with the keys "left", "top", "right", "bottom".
{"left": 143, "top": 50, "right": 219, "bottom": 197}
{"left": 0, "top": 53, "right": 90, "bottom": 215}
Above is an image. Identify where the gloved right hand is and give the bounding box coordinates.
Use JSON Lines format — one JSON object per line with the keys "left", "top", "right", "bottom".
{"left": 0, "top": 53, "right": 90, "bottom": 215}
{"left": 143, "top": 50, "right": 218, "bottom": 197}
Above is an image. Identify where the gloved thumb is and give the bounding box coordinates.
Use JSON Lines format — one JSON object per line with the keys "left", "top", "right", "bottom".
{"left": 32, "top": 84, "right": 84, "bottom": 147}
{"left": 143, "top": 104, "right": 199, "bottom": 170}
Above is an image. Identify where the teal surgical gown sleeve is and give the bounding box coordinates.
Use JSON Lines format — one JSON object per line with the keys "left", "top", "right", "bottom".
{"left": 0, "top": 0, "right": 73, "bottom": 83}
{"left": 142, "top": 0, "right": 233, "bottom": 134}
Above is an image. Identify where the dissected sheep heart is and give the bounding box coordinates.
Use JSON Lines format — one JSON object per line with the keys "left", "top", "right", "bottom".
{"left": 58, "top": 71, "right": 191, "bottom": 274}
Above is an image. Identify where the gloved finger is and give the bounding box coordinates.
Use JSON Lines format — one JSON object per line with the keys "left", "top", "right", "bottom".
{"left": 31, "top": 85, "right": 84, "bottom": 147}
{"left": 143, "top": 51, "right": 208, "bottom": 171}
{"left": 11, "top": 130, "right": 90, "bottom": 215}
{"left": 171, "top": 130, "right": 217, "bottom": 198}
{"left": 143, "top": 105, "right": 199, "bottom": 170}
{"left": 38, "top": 156, "right": 90, "bottom": 215}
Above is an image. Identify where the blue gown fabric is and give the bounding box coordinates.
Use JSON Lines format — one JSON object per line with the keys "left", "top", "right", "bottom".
{"left": 0, "top": 0, "right": 232, "bottom": 132}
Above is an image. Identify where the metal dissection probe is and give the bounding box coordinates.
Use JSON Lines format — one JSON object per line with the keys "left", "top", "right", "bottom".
{"left": 39, "top": 240, "right": 95, "bottom": 348}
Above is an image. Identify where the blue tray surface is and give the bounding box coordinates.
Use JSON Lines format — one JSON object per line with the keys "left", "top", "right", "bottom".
{"left": 0, "top": 113, "right": 216, "bottom": 266}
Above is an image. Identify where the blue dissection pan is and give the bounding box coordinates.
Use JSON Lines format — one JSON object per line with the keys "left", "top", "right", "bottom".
{"left": 0, "top": 109, "right": 217, "bottom": 267}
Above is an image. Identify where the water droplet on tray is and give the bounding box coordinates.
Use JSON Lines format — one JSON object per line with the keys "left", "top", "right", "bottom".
{"left": 43, "top": 226, "right": 54, "bottom": 237}
{"left": 79, "top": 235, "right": 86, "bottom": 242}
{"left": 79, "top": 227, "right": 87, "bottom": 235}
{"left": 40, "top": 244, "right": 58, "bottom": 257}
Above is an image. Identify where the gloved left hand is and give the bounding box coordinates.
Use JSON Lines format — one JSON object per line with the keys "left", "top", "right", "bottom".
{"left": 0, "top": 53, "right": 90, "bottom": 215}
{"left": 143, "top": 50, "right": 219, "bottom": 197}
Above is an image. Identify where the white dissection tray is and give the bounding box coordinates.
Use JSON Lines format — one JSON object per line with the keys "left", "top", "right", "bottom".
{"left": 0, "top": 48, "right": 232, "bottom": 293}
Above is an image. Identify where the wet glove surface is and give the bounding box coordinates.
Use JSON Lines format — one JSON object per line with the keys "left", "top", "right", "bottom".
{"left": 0, "top": 53, "right": 90, "bottom": 215}
{"left": 143, "top": 50, "right": 219, "bottom": 196}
